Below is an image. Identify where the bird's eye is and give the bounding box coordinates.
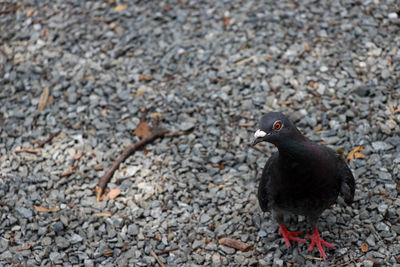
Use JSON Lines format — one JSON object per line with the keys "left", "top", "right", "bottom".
{"left": 273, "top": 121, "right": 282, "bottom": 131}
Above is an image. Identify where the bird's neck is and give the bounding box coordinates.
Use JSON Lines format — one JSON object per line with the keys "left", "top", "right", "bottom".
{"left": 276, "top": 133, "right": 316, "bottom": 162}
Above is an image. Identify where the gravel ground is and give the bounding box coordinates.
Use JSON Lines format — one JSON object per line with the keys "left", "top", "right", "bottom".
{"left": 1, "top": 0, "right": 400, "bottom": 266}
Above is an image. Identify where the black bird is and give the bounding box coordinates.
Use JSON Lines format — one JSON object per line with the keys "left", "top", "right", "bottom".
{"left": 252, "top": 112, "right": 355, "bottom": 259}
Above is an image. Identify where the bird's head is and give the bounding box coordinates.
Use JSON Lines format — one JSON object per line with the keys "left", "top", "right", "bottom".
{"left": 251, "top": 112, "right": 296, "bottom": 146}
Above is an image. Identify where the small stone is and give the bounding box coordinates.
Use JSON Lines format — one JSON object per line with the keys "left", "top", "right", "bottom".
{"left": 128, "top": 224, "right": 139, "bottom": 236}
{"left": 55, "top": 236, "right": 71, "bottom": 249}
{"left": 192, "top": 239, "right": 204, "bottom": 250}
{"left": 388, "top": 12, "right": 398, "bottom": 19}
{"left": 363, "top": 260, "right": 374, "bottom": 267}
{"left": 274, "top": 258, "right": 284, "bottom": 267}
{"left": 220, "top": 245, "right": 235, "bottom": 254}
{"left": 1, "top": 250, "right": 12, "bottom": 260}
{"left": 372, "top": 141, "right": 392, "bottom": 151}
{"left": 16, "top": 207, "right": 33, "bottom": 218}
{"left": 70, "top": 234, "right": 83, "bottom": 244}
{"left": 258, "top": 230, "right": 267, "bottom": 237}
{"left": 320, "top": 66, "right": 328, "bottom": 72}
{"left": 51, "top": 222, "right": 64, "bottom": 233}
{"left": 200, "top": 214, "right": 211, "bottom": 224}
{"left": 179, "top": 120, "right": 196, "bottom": 131}
{"left": 50, "top": 252, "right": 61, "bottom": 262}
{"left": 366, "top": 234, "right": 376, "bottom": 247}
{"left": 378, "top": 204, "right": 388, "bottom": 214}
{"left": 212, "top": 253, "right": 221, "bottom": 263}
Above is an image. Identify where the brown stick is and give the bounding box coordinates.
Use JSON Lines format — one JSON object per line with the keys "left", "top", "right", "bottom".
{"left": 150, "top": 251, "right": 166, "bottom": 267}
{"left": 37, "top": 130, "right": 61, "bottom": 148}
{"left": 13, "top": 148, "right": 41, "bottom": 153}
{"left": 0, "top": 9, "right": 17, "bottom": 15}
{"left": 265, "top": 78, "right": 277, "bottom": 93}
{"left": 96, "top": 122, "right": 168, "bottom": 201}
{"left": 155, "top": 246, "right": 179, "bottom": 255}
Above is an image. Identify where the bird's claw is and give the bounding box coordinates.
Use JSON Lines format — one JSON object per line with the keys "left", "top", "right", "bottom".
{"left": 278, "top": 225, "right": 306, "bottom": 248}
{"left": 306, "top": 227, "right": 335, "bottom": 260}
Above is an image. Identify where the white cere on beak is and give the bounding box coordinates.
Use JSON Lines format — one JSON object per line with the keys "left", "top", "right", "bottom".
{"left": 254, "top": 129, "right": 267, "bottom": 138}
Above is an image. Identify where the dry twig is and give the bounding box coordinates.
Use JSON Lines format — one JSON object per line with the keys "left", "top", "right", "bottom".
{"left": 37, "top": 130, "right": 61, "bottom": 148}
{"left": 150, "top": 250, "right": 166, "bottom": 267}
{"left": 155, "top": 246, "right": 180, "bottom": 255}
{"left": 13, "top": 148, "right": 41, "bottom": 153}
{"left": 96, "top": 120, "right": 168, "bottom": 201}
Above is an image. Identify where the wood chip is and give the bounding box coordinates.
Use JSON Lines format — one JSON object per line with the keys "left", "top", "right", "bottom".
{"left": 26, "top": 8, "right": 34, "bottom": 18}
{"left": 103, "top": 249, "right": 113, "bottom": 257}
{"left": 218, "top": 237, "right": 253, "bottom": 252}
{"left": 16, "top": 245, "right": 31, "bottom": 251}
{"left": 139, "top": 74, "right": 153, "bottom": 81}
{"left": 94, "top": 164, "right": 104, "bottom": 170}
{"left": 92, "top": 212, "right": 112, "bottom": 218}
{"left": 234, "top": 55, "right": 256, "bottom": 66}
{"left": 38, "top": 87, "right": 50, "bottom": 111}
{"left": 34, "top": 205, "right": 60, "bottom": 213}
{"left": 150, "top": 112, "right": 162, "bottom": 119}
{"left": 113, "top": 4, "right": 127, "bottom": 11}
{"left": 60, "top": 169, "right": 76, "bottom": 177}
{"left": 305, "top": 42, "right": 311, "bottom": 52}
{"left": 73, "top": 153, "right": 83, "bottom": 160}
{"left": 13, "top": 148, "right": 41, "bottom": 153}
{"left": 238, "top": 122, "right": 255, "bottom": 127}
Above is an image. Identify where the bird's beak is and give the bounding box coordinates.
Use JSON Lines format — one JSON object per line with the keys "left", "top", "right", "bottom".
{"left": 251, "top": 129, "right": 267, "bottom": 146}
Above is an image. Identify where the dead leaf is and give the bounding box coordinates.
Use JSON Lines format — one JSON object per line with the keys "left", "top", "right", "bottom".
{"left": 108, "top": 188, "right": 121, "bottom": 200}
{"left": 218, "top": 237, "right": 253, "bottom": 252}
{"left": 210, "top": 163, "right": 224, "bottom": 170}
{"left": 114, "top": 4, "right": 127, "bottom": 11}
{"left": 345, "top": 146, "right": 366, "bottom": 163}
{"left": 93, "top": 212, "right": 112, "bottom": 218}
{"left": 224, "top": 16, "right": 230, "bottom": 27}
{"left": 134, "top": 121, "right": 151, "bottom": 139}
{"left": 38, "top": 87, "right": 50, "bottom": 111}
{"left": 34, "top": 205, "right": 60, "bottom": 213}
{"left": 361, "top": 243, "right": 368, "bottom": 252}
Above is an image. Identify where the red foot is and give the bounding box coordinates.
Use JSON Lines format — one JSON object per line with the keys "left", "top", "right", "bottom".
{"left": 278, "top": 225, "right": 306, "bottom": 248}
{"left": 306, "top": 227, "right": 335, "bottom": 259}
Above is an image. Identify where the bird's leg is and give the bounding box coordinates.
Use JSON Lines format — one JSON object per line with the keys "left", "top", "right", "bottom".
{"left": 306, "top": 227, "right": 335, "bottom": 259}
{"left": 278, "top": 225, "right": 306, "bottom": 248}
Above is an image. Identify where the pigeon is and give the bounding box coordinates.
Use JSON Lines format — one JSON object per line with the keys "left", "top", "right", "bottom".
{"left": 251, "top": 112, "right": 355, "bottom": 259}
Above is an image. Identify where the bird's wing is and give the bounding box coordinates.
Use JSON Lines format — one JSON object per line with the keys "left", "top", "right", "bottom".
{"left": 337, "top": 155, "right": 355, "bottom": 204}
{"left": 257, "top": 152, "right": 278, "bottom": 212}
